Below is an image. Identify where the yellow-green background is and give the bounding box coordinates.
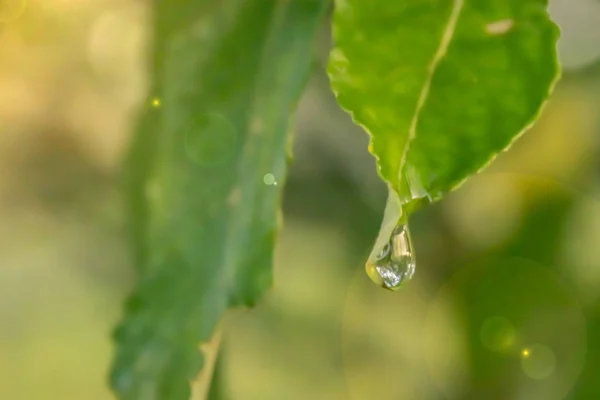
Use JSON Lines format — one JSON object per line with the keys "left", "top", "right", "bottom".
{"left": 1, "top": 0, "right": 600, "bottom": 399}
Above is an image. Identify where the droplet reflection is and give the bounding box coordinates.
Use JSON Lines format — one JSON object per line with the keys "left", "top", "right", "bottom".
{"left": 366, "top": 223, "right": 415, "bottom": 290}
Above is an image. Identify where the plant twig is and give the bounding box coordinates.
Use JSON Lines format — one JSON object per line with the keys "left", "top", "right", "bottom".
{"left": 192, "top": 322, "right": 224, "bottom": 400}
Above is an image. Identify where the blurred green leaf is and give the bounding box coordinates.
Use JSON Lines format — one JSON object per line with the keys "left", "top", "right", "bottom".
{"left": 328, "top": 0, "right": 560, "bottom": 206}
{"left": 111, "top": 1, "right": 327, "bottom": 399}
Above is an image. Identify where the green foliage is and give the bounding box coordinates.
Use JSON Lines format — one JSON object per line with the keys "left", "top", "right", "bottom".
{"left": 328, "top": 0, "right": 560, "bottom": 208}
{"left": 111, "top": 1, "right": 327, "bottom": 399}
{"left": 111, "top": 0, "right": 562, "bottom": 398}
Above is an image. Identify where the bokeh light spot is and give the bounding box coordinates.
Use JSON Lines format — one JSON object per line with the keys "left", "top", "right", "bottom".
{"left": 480, "top": 316, "right": 516, "bottom": 353}
{"left": 521, "top": 343, "right": 557, "bottom": 380}
{"left": 425, "top": 256, "right": 586, "bottom": 400}
{"left": 263, "top": 173, "right": 276, "bottom": 186}
{"left": 151, "top": 97, "right": 161, "bottom": 108}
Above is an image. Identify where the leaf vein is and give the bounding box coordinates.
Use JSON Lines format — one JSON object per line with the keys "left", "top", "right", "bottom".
{"left": 399, "top": 0, "right": 465, "bottom": 183}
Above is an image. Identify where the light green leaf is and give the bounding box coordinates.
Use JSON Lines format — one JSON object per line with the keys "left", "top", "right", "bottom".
{"left": 328, "top": 0, "right": 560, "bottom": 207}
{"left": 111, "top": 1, "right": 327, "bottom": 399}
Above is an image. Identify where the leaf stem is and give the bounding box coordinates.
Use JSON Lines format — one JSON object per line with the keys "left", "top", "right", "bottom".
{"left": 192, "top": 322, "right": 225, "bottom": 400}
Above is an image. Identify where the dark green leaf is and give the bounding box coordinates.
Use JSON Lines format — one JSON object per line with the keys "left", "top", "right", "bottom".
{"left": 111, "top": 1, "right": 327, "bottom": 399}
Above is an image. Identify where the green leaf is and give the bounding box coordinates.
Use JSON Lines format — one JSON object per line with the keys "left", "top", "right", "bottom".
{"left": 111, "top": 1, "right": 327, "bottom": 399}
{"left": 328, "top": 0, "right": 560, "bottom": 207}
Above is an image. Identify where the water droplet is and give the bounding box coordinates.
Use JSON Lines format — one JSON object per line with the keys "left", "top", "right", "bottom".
{"left": 366, "top": 223, "right": 415, "bottom": 290}
{"left": 366, "top": 187, "right": 416, "bottom": 290}
{"left": 263, "top": 173, "right": 277, "bottom": 186}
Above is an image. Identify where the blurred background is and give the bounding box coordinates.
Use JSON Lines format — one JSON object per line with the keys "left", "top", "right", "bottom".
{"left": 1, "top": 0, "right": 600, "bottom": 399}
